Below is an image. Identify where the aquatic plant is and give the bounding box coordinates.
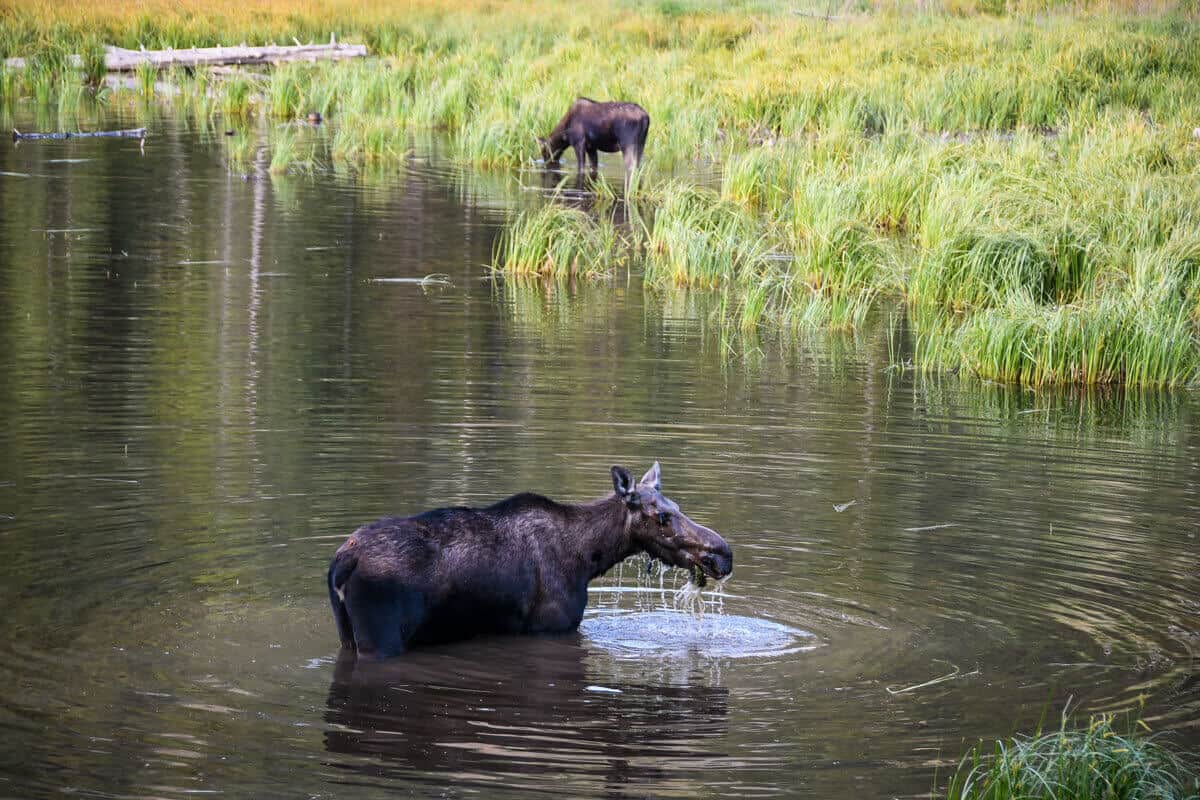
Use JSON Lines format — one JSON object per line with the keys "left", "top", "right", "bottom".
{"left": 134, "top": 58, "right": 156, "bottom": 97}
{"left": 268, "top": 126, "right": 299, "bottom": 174}
{"left": 266, "top": 64, "right": 304, "bottom": 120}
{"left": 0, "top": 66, "right": 17, "bottom": 105}
{"left": 643, "top": 183, "right": 775, "bottom": 288}
{"left": 956, "top": 295, "right": 1200, "bottom": 388}
{"left": 493, "top": 204, "right": 622, "bottom": 279}
{"left": 943, "top": 713, "right": 1200, "bottom": 800}
{"left": 330, "top": 112, "right": 408, "bottom": 162}
{"left": 79, "top": 36, "right": 107, "bottom": 89}
{"left": 220, "top": 73, "right": 256, "bottom": 119}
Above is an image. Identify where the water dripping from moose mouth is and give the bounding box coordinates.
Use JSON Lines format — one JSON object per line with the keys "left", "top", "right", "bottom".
{"left": 582, "top": 558, "right": 819, "bottom": 659}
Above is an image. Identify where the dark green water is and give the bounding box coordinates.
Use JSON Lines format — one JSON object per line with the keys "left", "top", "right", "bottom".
{"left": 1, "top": 109, "right": 1197, "bottom": 799}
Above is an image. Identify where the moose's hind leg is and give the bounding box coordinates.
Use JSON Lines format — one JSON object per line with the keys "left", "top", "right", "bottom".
{"left": 343, "top": 574, "right": 428, "bottom": 659}
{"left": 622, "top": 147, "right": 640, "bottom": 181}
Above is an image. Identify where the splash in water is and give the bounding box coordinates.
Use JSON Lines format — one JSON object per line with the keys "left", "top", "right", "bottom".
{"left": 581, "top": 611, "right": 817, "bottom": 659}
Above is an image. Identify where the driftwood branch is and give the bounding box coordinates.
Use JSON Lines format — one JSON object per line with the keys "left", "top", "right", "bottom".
{"left": 13, "top": 127, "right": 147, "bottom": 141}
{"left": 3, "top": 42, "right": 367, "bottom": 72}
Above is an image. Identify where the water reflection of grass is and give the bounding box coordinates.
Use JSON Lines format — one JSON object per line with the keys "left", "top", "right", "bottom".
{"left": 4, "top": 2, "right": 1200, "bottom": 386}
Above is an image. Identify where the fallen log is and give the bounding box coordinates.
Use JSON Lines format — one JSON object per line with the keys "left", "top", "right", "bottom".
{"left": 13, "top": 127, "right": 147, "bottom": 141}
{"left": 3, "top": 40, "right": 367, "bottom": 72}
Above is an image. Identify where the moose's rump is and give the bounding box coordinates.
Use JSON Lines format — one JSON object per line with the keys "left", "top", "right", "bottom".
{"left": 328, "top": 510, "right": 540, "bottom": 654}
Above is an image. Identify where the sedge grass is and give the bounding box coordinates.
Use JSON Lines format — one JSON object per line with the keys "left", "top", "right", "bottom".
{"left": 944, "top": 712, "right": 1200, "bottom": 800}
{"left": 643, "top": 183, "right": 775, "bottom": 288}
{"left": 493, "top": 204, "right": 622, "bottom": 280}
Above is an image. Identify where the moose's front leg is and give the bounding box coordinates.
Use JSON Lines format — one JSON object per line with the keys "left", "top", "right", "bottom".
{"left": 572, "top": 141, "right": 587, "bottom": 174}
{"left": 526, "top": 581, "right": 588, "bottom": 634}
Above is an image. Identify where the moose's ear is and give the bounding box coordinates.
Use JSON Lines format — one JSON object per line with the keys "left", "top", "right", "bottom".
{"left": 639, "top": 461, "right": 661, "bottom": 491}
{"left": 611, "top": 465, "right": 636, "bottom": 499}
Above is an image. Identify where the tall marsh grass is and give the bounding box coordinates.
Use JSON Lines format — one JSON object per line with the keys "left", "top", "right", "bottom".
{"left": 5, "top": 0, "right": 1200, "bottom": 386}
{"left": 493, "top": 205, "right": 621, "bottom": 279}
{"left": 643, "top": 184, "right": 775, "bottom": 288}
{"left": 944, "top": 713, "right": 1199, "bottom": 800}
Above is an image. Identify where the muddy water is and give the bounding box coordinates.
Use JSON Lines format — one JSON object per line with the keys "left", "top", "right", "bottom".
{"left": 0, "top": 110, "right": 1197, "bottom": 799}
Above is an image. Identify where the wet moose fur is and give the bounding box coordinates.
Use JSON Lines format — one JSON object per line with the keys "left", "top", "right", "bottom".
{"left": 538, "top": 98, "right": 650, "bottom": 179}
{"left": 329, "top": 463, "right": 732, "bottom": 659}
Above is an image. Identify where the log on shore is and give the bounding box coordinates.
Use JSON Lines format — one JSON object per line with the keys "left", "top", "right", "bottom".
{"left": 3, "top": 42, "right": 367, "bottom": 72}
{"left": 13, "top": 127, "right": 147, "bottom": 141}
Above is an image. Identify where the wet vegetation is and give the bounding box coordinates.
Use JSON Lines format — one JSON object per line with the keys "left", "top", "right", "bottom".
{"left": 944, "top": 713, "right": 1200, "bottom": 800}
{"left": 3, "top": 0, "right": 1200, "bottom": 387}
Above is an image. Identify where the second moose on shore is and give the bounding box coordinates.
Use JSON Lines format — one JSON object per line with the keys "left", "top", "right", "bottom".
{"left": 537, "top": 97, "right": 649, "bottom": 181}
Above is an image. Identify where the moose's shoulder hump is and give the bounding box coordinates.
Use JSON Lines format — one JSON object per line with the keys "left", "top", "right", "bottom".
{"left": 484, "top": 492, "right": 563, "bottom": 516}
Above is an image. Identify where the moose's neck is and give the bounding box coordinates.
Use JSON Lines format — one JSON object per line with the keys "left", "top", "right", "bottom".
{"left": 558, "top": 493, "right": 637, "bottom": 584}
{"left": 547, "top": 129, "right": 569, "bottom": 159}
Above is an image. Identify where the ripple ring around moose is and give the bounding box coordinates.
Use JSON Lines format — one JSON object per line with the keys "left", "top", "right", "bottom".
{"left": 581, "top": 611, "right": 820, "bottom": 659}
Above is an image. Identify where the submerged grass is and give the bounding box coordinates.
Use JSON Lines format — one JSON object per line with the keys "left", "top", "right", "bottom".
{"left": 5, "top": 0, "right": 1200, "bottom": 386}
{"left": 944, "top": 712, "right": 1200, "bottom": 800}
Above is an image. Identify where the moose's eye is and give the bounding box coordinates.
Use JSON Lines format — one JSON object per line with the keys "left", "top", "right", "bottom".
{"left": 656, "top": 511, "right": 670, "bottom": 526}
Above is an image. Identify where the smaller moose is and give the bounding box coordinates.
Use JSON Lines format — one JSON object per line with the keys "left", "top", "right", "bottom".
{"left": 328, "top": 462, "right": 732, "bottom": 659}
{"left": 537, "top": 98, "right": 650, "bottom": 181}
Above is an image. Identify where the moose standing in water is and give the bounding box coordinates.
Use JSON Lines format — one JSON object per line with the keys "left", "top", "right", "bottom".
{"left": 328, "top": 463, "right": 732, "bottom": 659}
{"left": 537, "top": 97, "right": 650, "bottom": 181}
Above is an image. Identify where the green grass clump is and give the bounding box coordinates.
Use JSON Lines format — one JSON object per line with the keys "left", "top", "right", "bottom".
{"left": 135, "top": 59, "right": 156, "bottom": 97}
{"left": 79, "top": 37, "right": 107, "bottom": 89}
{"left": 955, "top": 295, "right": 1199, "bottom": 388}
{"left": 329, "top": 113, "right": 408, "bottom": 162}
{"left": 493, "top": 205, "right": 622, "bottom": 279}
{"left": 220, "top": 73, "right": 256, "bottom": 119}
{"left": 0, "top": 66, "right": 18, "bottom": 104}
{"left": 644, "top": 183, "right": 774, "bottom": 288}
{"left": 944, "top": 713, "right": 1199, "bottom": 800}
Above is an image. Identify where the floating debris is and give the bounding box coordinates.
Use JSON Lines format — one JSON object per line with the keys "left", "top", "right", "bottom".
{"left": 886, "top": 662, "right": 980, "bottom": 695}
{"left": 833, "top": 500, "right": 858, "bottom": 512}
{"left": 371, "top": 274, "right": 453, "bottom": 286}
{"left": 13, "top": 127, "right": 146, "bottom": 141}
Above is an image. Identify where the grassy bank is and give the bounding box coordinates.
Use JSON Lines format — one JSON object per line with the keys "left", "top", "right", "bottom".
{"left": 943, "top": 713, "right": 1199, "bottom": 800}
{"left": 3, "top": 0, "right": 1200, "bottom": 386}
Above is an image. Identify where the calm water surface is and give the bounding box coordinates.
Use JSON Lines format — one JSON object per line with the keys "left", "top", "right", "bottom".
{"left": 0, "top": 109, "right": 1197, "bottom": 799}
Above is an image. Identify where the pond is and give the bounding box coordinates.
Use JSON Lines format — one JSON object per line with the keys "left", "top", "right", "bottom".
{"left": 1, "top": 108, "right": 1197, "bottom": 799}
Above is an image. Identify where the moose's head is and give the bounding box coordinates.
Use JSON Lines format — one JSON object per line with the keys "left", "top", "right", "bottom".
{"left": 535, "top": 136, "right": 561, "bottom": 166}
{"left": 611, "top": 462, "right": 733, "bottom": 582}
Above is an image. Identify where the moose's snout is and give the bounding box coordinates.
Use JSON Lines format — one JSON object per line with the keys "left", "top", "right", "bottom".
{"left": 699, "top": 537, "right": 734, "bottom": 579}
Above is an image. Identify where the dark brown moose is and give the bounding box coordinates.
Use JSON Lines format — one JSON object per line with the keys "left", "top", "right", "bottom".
{"left": 328, "top": 462, "right": 732, "bottom": 659}
{"left": 537, "top": 97, "right": 650, "bottom": 179}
